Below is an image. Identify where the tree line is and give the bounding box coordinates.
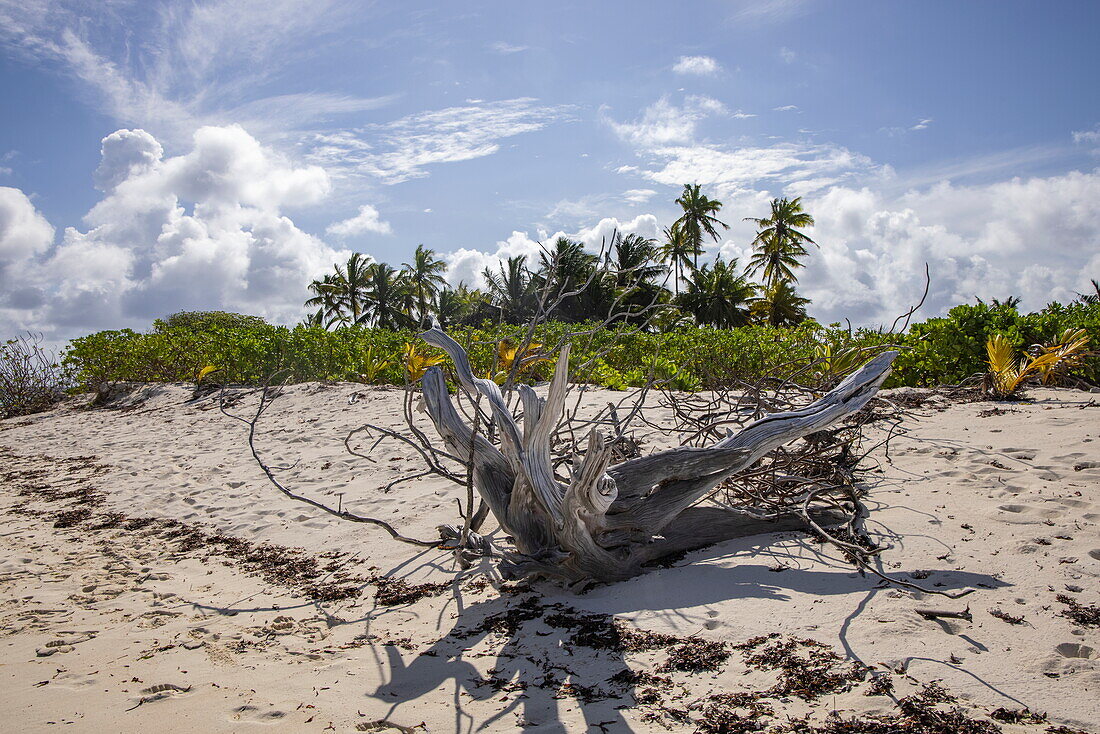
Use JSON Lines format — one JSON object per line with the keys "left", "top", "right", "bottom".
{"left": 304, "top": 185, "right": 818, "bottom": 330}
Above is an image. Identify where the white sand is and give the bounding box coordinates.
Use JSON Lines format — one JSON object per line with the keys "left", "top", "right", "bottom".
{"left": 1, "top": 383, "right": 1097, "bottom": 732}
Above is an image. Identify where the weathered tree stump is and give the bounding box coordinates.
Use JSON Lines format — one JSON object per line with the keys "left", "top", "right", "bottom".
{"left": 418, "top": 326, "right": 897, "bottom": 583}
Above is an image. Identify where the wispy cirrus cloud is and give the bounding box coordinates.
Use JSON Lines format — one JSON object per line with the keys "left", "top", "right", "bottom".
{"left": 729, "top": 0, "right": 814, "bottom": 26}
{"left": 309, "top": 98, "right": 572, "bottom": 185}
{"left": 0, "top": 0, "right": 392, "bottom": 144}
{"left": 489, "top": 41, "right": 528, "bottom": 54}
{"left": 606, "top": 96, "right": 874, "bottom": 199}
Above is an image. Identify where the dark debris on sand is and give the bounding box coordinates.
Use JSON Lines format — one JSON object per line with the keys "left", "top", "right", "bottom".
{"left": 1055, "top": 594, "right": 1100, "bottom": 627}
{"left": 734, "top": 633, "right": 868, "bottom": 700}
{"left": 370, "top": 575, "right": 450, "bottom": 606}
{"left": 3, "top": 449, "right": 366, "bottom": 603}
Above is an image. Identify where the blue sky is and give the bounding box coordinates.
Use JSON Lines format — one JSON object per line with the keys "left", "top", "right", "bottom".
{"left": 2, "top": 0, "right": 1099, "bottom": 340}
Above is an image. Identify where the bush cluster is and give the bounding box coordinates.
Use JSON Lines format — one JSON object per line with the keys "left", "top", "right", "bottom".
{"left": 57, "top": 300, "right": 1100, "bottom": 393}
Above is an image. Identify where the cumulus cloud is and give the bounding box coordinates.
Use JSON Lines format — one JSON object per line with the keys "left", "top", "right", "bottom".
{"left": 3, "top": 125, "right": 347, "bottom": 338}
{"left": 603, "top": 95, "right": 728, "bottom": 148}
{"left": 326, "top": 204, "right": 392, "bottom": 238}
{"left": 672, "top": 55, "right": 721, "bottom": 76}
{"left": 0, "top": 186, "right": 54, "bottom": 314}
{"left": 795, "top": 171, "right": 1100, "bottom": 325}
{"left": 442, "top": 214, "right": 660, "bottom": 289}
{"left": 94, "top": 129, "right": 164, "bottom": 192}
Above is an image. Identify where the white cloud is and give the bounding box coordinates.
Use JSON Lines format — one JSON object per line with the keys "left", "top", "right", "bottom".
{"left": 443, "top": 215, "right": 660, "bottom": 289}
{"left": 326, "top": 204, "right": 392, "bottom": 238}
{"left": 729, "top": 0, "right": 813, "bottom": 26}
{"left": 779, "top": 47, "right": 797, "bottom": 63}
{"left": 797, "top": 171, "right": 1100, "bottom": 325}
{"left": 0, "top": 186, "right": 54, "bottom": 315}
{"left": 0, "top": 1, "right": 389, "bottom": 145}
{"left": 1073, "top": 124, "right": 1100, "bottom": 149}
{"left": 910, "top": 118, "right": 933, "bottom": 131}
{"left": 2, "top": 125, "right": 347, "bottom": 338}
{"left": 622, "top": 189, "right": 657, "bottom": 204}
{"left": 94, "top": 129, "right": 164, "bottom": 192}
{"left": 310, "top": 98, "right": 570, "bottom": 184}
{"left": 489, "top": 41, "right": 528, "bottom": 54}
{"left": 672, "top": 55, "right": 722, "bottom": 76}
{"left": 604, "top": 95, "right": 727, "bottom": 148}
{"left": 635, "top": 142, "right": 876, "bottom": 200}
{"left": 773, "top": 104, "right": 799, "bottom": 112}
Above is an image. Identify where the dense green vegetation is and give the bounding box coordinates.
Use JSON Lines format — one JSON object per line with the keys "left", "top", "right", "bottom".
{"left": 60, "top": 298, "right": 1100, "bottom": 392}
{"left": 9, "top": 184, "right": 1098, "bottom": 411}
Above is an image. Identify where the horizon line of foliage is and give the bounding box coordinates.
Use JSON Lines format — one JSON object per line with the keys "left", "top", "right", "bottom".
{"left": 53, "top": 182, "right": 1100, "bottom": 393}
{"left": 303, "top": 188, "right": 819, "bottom": 331}
{"left": 61, "top": 297, "right": 1100, "bottom": 392}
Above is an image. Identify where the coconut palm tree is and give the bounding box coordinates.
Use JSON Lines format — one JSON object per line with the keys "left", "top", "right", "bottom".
{"left": 331, "top": 252, "right": 373, "bottom": 324}
{"left": 436, "top": 284, "right": 491, "bottom": 328}
{"left": 304, "top": 273, "right": 347, "bottom": 329}
{"left": 363, "top": 262, "right": 413, "bottom": 329}
{"left": 613, "top": 232, "right": 666, "bottom": 287}
{"left": 752, "top": 280, "right": 811, "bottom": 326}
{"left": 484, "top": 255, "right": 537, "bottom": 324}
{"left": 678, "top": 257, "right": 757, "bottom": 328}
{"left": 674, "top": 183, "right": 729, "bottom": 270}
{"left": 537, "top": 237, "right": 611, "bottom": 321}
{"left": 402, "top": 245, "right": 448, "bottom": 324}
{"left": 659, "top": 224, "right": 702, "bottom": 297}
{"left": 744, "top": 197, "right": 816, "bottom": 289}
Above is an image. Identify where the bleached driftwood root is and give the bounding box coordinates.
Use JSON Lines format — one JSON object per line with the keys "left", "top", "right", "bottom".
{"left": 418, "top": 326, "right": 898, "bottom": 584}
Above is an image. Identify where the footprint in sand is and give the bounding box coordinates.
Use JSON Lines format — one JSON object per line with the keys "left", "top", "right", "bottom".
{"left": 995, "top": 503, "right": 1065, "bottom": 524}
{"left": 704, "top": 613, "right": 720, "bottom": 630}
{"left": 231, "top": 704, "right": 286, "bottom": 722}
{"left": 1055, "top": 643, "right": 1097, "bottom": 660}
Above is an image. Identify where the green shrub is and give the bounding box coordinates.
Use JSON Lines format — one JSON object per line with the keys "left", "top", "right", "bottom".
{"left": 59, "top": 300, "right": 1099, "bottom": 393}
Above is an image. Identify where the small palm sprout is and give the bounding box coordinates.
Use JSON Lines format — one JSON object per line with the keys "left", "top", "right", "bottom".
{"left": 403, "top": 343, "right": 444, "bottom": 381}
{"left": 489, "top": 339, "right": 551, "bottom": 385}
{"left": 984, "top": 334, "right": 1060, "bottom": 399}
{"left": 1032, "top": 328, "right": 1092, "bottom": 385}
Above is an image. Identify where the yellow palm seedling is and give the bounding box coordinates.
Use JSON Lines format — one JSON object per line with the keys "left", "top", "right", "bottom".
{"left": 356, "top": 346, "right": 390, "bottom": 383}
{"left": 489, "top": 339, "right": 552, "bottom": 385}
{"left": 1032, "top": 328, "right": 1091, "bottom": 385}
{"left": 814, "top": 343, "right": 867, "bottom": 382}
{"left": 403, "top": 342, "right": 444, "bottom": 381}
{"left": 196, "top": 365, "right": 220, "bottom": 383}
{"left": 985, "top": 334, "right": 1060, "bottom": 399}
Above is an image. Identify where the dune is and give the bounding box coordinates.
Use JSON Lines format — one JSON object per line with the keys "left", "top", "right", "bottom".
{"left": 1, "top": 382, "right": 1097, "bottom": 732}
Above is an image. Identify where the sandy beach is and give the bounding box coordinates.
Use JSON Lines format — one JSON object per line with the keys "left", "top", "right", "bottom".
{"left": 1, "top": 383, "right": 1097, "bottom": 733}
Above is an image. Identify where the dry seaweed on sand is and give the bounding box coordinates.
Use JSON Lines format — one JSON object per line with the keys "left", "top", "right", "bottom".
{"left": 661, "top": 638, "right": 731, "bottom": 673}
{"left": 693, "top": 692, "right": 775, "bottom": 734}
{"left": 734, "top": 634, "right": 868, "bottom": 700}
{"left": 370, "top": 575, "right": 450, "bottom": 606}
{"left": 544, "top": 608, "right": 681, "bottom": 652}
{"left": 1054, "top": 594, "right": 1100, "bottom": 627}
{"left": 989, "top": 707, "right": 1047, "bottom": 724}
{"left": 988, "top": 608, "right": 1026, "bottom": 625}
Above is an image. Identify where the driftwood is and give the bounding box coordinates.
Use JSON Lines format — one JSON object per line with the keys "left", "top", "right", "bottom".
{"left": 417, "top": 326, "right": 898, "bottom": 584}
